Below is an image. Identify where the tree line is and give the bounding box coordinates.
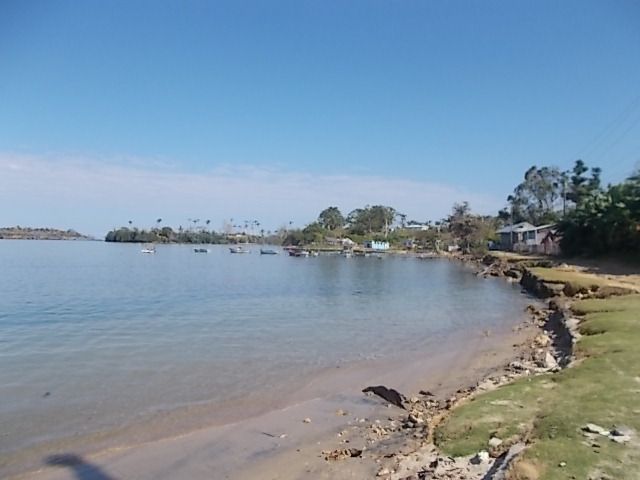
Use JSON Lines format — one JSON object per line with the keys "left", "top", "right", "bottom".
{"left": 105, "top": 224, "right": 227, "bottom": 244}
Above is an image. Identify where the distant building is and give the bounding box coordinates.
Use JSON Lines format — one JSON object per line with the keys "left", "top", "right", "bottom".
{"left": 325, "top": 237, "right": 356, "bottom": 247}
{"left": 496, "top": 222, "right": 557, "bottom": 254}
{"left": 364, "top": 240, "right": 390, "bottom": 251}
{"left": 405, "top": 222, "right": 430, "bottom": 231}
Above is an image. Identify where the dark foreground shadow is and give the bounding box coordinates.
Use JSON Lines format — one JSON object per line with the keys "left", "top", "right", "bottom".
{"left": 45, "top": 454, "right": 117, "bottom": 480}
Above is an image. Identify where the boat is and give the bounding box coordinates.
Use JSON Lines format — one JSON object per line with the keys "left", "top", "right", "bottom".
{"left": 260, "top": 248, "right": 278, "bottom": 255}
{"left": 193, "top": 247, "right": 210, "bottom": 253}
{"left": 309, "top": 250, "right": 319, "bottom": 257}
{"left": 141, "top": 244, "right": 156, "bottom": 254}
{"left": 229, "top": 246, "right": 251, "bottom": 254}
{"left": 288, "top": 248, "right": 309, "bottom": 257}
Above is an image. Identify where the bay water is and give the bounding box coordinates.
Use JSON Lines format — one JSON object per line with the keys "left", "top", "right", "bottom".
{"left": 0, "top": 241, "right": 534, "bottom": 471}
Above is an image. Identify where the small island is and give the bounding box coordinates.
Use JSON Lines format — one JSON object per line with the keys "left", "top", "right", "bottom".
{"left": 0, "top": 226, "right": 92, "bottom": 241}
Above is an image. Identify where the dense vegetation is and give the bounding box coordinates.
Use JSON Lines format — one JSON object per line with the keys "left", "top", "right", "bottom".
{"left": 499, "top": 160, "right": 640, "bottom": 256}
{"left": 559, "top": 167, "right": 640, "bottom": 256}
{"left": 105, "top": 226, "right": 227, "bottom": 244}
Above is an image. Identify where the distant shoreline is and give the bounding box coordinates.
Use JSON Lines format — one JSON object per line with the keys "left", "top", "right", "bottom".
{"left": 0, "top": 227, "right": 93, "bottom": 241}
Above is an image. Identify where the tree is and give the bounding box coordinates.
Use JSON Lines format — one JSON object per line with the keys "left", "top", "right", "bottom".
{"left": 566, "top": 159, "right": 602, "bottom": 208}
{"left": 559, "top": 169, "right": 640, "bottom": 256}
{"left": 302, "top": 222, "right": 326, "bottom": 244}
{"left": 507, "top": 166, "right": 564, "bottom": 225}
{"left": 318, "top": 207, "right": 345, "bottom": 231}
{"left": 448, "top": 202, "right": 495, "bottom": 254}
{"left": 346, "top": 205, "right": 396, "bottom": 236}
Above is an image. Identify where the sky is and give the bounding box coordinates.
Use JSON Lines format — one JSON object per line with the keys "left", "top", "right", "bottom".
{"left": 1, "top": 1, "right": 639, "bottom": 236}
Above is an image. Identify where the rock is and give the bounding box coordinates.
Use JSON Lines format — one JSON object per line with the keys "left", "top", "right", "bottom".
{"left": 509, "top": 361, "right": 528, "bottom": 371}
{"left": 377, "top": 467, "right": 391, "bottom": 476}
{"left": 559, "top": 461, "right": 567, "bottom": 467}
{"left": 583, "top": 423, "right": 609, "bottom": 436}
{"left": 544, "top": 352, "right": 559, "bottom": 370}
{"left": 419, "top": 390, "right": 434, "bottom": 397}
{"left": 534, "top": 334, "right": 551, "bottom": 348}
{"left": 303, "top": 417, "right": 312, "bottom": 424}
{"left": 505, "top": 269, "right": 521, "bottom": 279}
{"left": 407, "top": 414, "right": 424, "bottom": 425}
{"left": 363, "top": 385, "right": 406, "bottom": 410}
{"left": 324, "top": 448, "right": 363, "bottom": 460}
{"left": 335, "top": 409, "right": 348, "bottom": 416}
{"left": 470, "top": 450, "right": 490, "bottom": 464}
{"left": 610, "top": 435, "right": 631, "bottom": 444}
{"left": 488, "top": 437, "right": 503, "bottom": 448}
{"left": 611, "top": 426, "right": 634, "bottom": 437}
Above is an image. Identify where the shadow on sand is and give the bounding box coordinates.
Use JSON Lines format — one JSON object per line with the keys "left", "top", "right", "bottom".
{"left": 45, "top": 454, "right": 116, "bottom": 480}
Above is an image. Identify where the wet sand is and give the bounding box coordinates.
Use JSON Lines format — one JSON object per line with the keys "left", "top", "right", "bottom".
{"left": 13, "top": 316, "right": 537, "bottom": 480}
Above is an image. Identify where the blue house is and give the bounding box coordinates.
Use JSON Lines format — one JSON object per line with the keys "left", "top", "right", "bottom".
{"left": 364, "top": 240, "right": 390, "bottom": 251}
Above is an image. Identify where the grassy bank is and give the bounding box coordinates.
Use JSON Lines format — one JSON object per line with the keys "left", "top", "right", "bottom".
{"left": 435, "top": 268, "right": 640, "bottom": 479}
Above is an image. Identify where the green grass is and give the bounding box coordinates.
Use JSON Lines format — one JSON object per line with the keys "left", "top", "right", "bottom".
{"left": 528, "top": 267, "right": 609, "bottom": 291}
{"left": 435, "top": 291, "right": 640, "bottom": 479}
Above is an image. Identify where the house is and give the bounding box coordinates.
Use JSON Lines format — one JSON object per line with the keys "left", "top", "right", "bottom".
{"left": 404, "top": 222, "right": 430, "bottom": 231}
{"left": 364, "top": 240, "right": 390, "bottom": 251}
{"left": 496, "top": 222, "right": 557, "bottom": 253}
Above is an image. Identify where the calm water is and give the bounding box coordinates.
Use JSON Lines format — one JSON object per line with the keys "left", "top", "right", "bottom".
{"left": 0, "top": 241, "right": 533, "bottom": 462}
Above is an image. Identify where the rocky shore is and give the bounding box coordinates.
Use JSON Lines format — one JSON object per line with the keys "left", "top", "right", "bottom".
{"left": 251, "top": 253, "right": 638, "bottom": 480}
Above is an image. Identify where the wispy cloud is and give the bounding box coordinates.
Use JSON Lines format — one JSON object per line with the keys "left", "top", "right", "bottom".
{"left": 0, "top": 152, "right": 502, "bottom": 236}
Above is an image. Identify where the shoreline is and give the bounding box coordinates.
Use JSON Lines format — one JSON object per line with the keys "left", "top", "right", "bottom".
{"left": 15, "top": 323, "right": 538, "bottom": 480}
{"left": 7, "top": 262, "right": 543, "bottom": 480}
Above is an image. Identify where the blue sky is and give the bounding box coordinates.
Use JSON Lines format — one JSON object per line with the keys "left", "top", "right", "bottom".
{"left": 1, "top": 1, "right": 639, "bottom": 235}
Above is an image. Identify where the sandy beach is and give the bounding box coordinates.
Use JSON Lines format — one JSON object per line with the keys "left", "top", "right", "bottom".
{"left": 12, "top": 308, "right": 538, "bottom": 480}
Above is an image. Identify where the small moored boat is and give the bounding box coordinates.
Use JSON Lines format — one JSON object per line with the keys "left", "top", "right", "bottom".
{"left": 229, "top": 246, "right": 251, "bottom": 254}
{"left": 141, "top": 244, "right": 156, "bottom": 254}
{"left": 193, "top": 248, "right": 210, "bottom": 253}
{"left": 260, "top": 248, "right": 278, "bottom": 255}
{"left": 288, "top": 248, "right": 310, "bottom": 257}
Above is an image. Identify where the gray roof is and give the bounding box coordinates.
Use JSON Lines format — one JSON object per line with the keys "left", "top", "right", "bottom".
{"left": 496, "top": 222, "right": 554, "bottom": 234}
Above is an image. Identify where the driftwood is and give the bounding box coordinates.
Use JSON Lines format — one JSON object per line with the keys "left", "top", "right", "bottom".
{"left": 362, "top": 385, "right": 406, "bottom": 409}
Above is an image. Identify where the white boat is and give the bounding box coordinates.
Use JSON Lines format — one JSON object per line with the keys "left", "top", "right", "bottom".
{"left": 193, "top": 248, "right": 210, "bottom": 253}
{"left": 141, "top": 245, "right": 156, "bottom": 254}
{"left": 229, "top": 246, "right": 251, "bottom": 254}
